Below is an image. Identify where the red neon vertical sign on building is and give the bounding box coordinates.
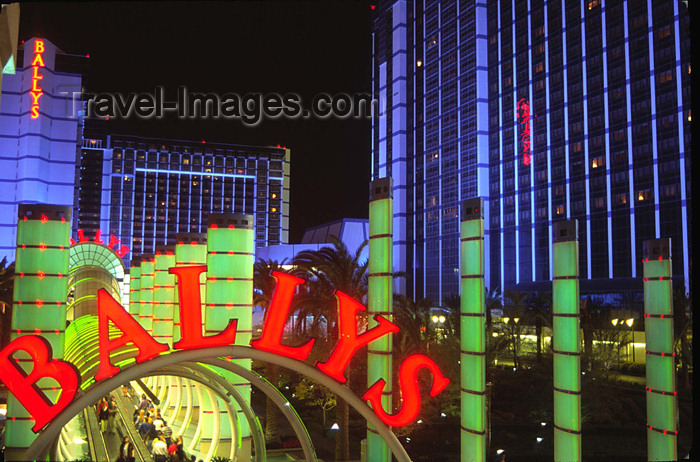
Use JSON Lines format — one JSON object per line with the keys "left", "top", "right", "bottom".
{"left": 517, "top": 98, "right": 531, "bottom": 165}
{"left": 30, "top": 40, "right": 46, "bottom": 119}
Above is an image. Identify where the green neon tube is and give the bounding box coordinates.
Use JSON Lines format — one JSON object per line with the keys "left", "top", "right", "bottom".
{"left": 139, "top": 255, "right": 155, "bottom": 335}
{"left": 367, "top": 178, "right": 393, "bottom": 462}
{"left": 206, "top": 214, "right": 255, "bottom": 459}
{"left": 642, "top": 238, "right": 677, "bottom": 461}
{"left": 129, "top": 259, "right": 141, "bottom": 317}
{"left": 154, "top": 247, "right": 176, "bottom": 348}
{"left": 6, "top": 205, "right": 71, "bottom": 452}
{"left": 460, "top": 198, "right": 486, "bottom": 462}
{"left": 552, "top": 220, "right": 581, "bottom": 462}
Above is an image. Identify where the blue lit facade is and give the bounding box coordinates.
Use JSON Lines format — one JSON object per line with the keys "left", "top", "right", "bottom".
{"left": 76, "top": 135, "right": 291, "bottom": 267}
{"left": 372, "top": 0, "right": 491, "bottom": 303}
{"left": 372, "top": 0, "right": 691, "bottom": 302}
{"left": 0, "top": 38, "right": 83, "bottom": 261}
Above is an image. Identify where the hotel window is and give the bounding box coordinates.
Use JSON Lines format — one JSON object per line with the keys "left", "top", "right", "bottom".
{"left": 656, "top": 25, "right": 671, "bottom": 39}
{"left": 637, "top": 189, "right": 651, "bottom": 202}
{"left": 535, "top": 62, "right": 544, "bottom": 73}
{"left": 588, "top": 0, "right": 600, "bottom": 9}
{"left": 616, "top": 193, "right": 627, "bottom": 204}
{"left": 658, "top": 70, "right": 673, "bottom": 84}
{"left": 662, "top": 184, "right": 677, "bottom": 198}
{"left": 555, "top": 204, "right": 564, "bottom": 215}
{"left": 591, "top": 156, "right": 604, "bottom": 169}
{"left": 593, "top": 197, "right": 605, "bottom": 209}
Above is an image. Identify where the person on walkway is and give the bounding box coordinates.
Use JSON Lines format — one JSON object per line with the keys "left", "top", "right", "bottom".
{"left": 118, "top": 435, "right": 135, "bottom": 462}
{"left": 138, "top": 394, "right": 150, "bottom": 412}
{"left": 161, "top": 421, "right": 173, "bottom": 446}
{"left": 97, "top": 397, "right": 109, "bottom": 432}
{"left": 106, "top": 397, "right": 118, "bottom": 434}
{"left": 152, "top": 433, "right": 169, "bottom": 462}
{"left": 153, "top": 414, "right": 164, "bottom": 433}
{"left": 138, "top": 417, "right": 154, "bottom": 445}
{"left": 134, "top": 409, "right": 146, "bottom": 426}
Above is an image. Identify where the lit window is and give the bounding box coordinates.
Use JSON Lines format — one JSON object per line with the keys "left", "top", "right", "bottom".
{"left": 271, "top": 193, "right": 277, "bottom": 199}
{"left": 271, "top": 207, "right": 277, "bottom": 212}
{"left": 659, "top": 70, "right": 673, "bottom": 84}
{"left": 656, "top": 25, "right": 671, "bottom": 39}
{"left": 183, "top": 158, "right": 190, "bottom": 165}
{"left": 616, "top": 193, "right": 627, "bottom": 204}
{"left": 591, "top": 156, "right": 604, "bottom": 168}
{"left": 555, "top": 205, "right": 564, "bottom": 215}
{"left": 637, "top": 189, "right": 650, "bottom": 201}
{"left": 588, "top": 0, "right": 600, "bottom": 10}
{"left": 417, "top": 60, "right": 422, "bottom": 67}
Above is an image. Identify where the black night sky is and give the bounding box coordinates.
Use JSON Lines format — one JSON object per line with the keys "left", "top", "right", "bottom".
{"left": 19, "top": 1, "right": 373, "bottom": 243}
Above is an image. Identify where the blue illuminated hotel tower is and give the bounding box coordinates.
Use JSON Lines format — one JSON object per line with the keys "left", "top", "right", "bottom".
{"left": 0, "top": 38, "right": 84, "bottom": 260}
{"left": 371, "top": 0, "right": 690, "bottom": 302}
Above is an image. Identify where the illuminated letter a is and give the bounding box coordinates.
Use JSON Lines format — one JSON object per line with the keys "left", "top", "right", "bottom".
{"left": 0, "top": 335, "right": 80, "bottom": 432}
{"left": 95, "top": 289, "right": 168, "bottom": 381}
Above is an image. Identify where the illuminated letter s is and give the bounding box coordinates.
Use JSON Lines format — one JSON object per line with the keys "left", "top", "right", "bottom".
{"left": 363, "top": 354, "right": 450, "bottom": 427}
{"left": 0, "top": 335, "right": 80, "bottom": 432}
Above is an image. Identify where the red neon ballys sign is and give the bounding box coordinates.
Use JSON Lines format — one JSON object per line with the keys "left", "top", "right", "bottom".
{"left": 517, "top": 98, "right": 531, "bottom": 166}
{"left": 30, "top": 40, "right": 46, "bottom": 119}
{"left": 71, "top": 229, "right": 130, "bottom": 258}
{"left": 0, "top": 270, "right": 449, "bottom": 430}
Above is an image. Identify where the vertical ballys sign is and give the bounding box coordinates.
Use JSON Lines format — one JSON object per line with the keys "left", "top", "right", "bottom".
{"left": 30, "top": 39, "right": 46, "bottom": 119}
{"left": 0, "top": 269, "right": 449, "bottom": 431}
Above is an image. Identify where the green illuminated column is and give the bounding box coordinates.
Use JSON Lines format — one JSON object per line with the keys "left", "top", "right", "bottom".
{"left": 129, "top": 257, "right": 141, "bottom": 317}
{"left": 642, "top": 238, "right": 677, "bottom": 461}
{"left": 206, "top": 213, "right": 254, "bottom": 459}
{"left": 174, "top": 233, "right": 207, "bottom": 344}
{"left": 552, "top": 220, "right": 581, "bottom": 462}
{"left": 154, "top": 246, "right": 176, "bottom": 348}
{"left": 367, "top": 178, "right": 393, "bottom": 462}
{"left": 460, "top": 198, "right": 486, "bottom": 462}
{"left": 5, "top": 205, "right": 71, "bottom": 456}
{"left": 139, "top": 255, "right": 155, "bottom": 335}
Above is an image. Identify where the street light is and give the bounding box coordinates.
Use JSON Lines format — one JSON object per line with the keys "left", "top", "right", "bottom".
{"left": 626, "top": 318, "right": 635, "bottom": 363}
{"left": 611, "top": 318, "right": 619, "bottom": 326}
{"left": 438, "top": 315, "right": 446, "bottom": 324}
{"left": 513, "top": 317, "right": 520, "bottom": 324}
{"left": 503, "top": 317, "right": 510, "bottom": 324}
{"left": 432, "top": 315, "right": 439, "bottom": 323}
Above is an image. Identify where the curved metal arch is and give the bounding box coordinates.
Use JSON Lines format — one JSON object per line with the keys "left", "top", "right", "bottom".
{"left": 25, "top": 346, "right": 412, "bottom": 462}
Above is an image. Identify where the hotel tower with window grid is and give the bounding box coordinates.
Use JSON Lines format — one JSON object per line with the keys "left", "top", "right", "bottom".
{"left": 371, "top": 0, "right": 690, "bottom": 302}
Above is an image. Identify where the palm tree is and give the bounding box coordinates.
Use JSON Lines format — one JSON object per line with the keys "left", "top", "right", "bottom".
{"left": 253, "top": 258, "right": 289, "bottom": 445}
{"left": 0, "top": 258, "right": 15, "bottom": 349}
{"left": 292, "top": 236, "right": 368, "bottom": 462}
{"left": 393, "top": 295, "right": 433, "bottom": 358}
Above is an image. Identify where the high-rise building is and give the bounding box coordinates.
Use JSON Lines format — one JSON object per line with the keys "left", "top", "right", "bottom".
{"left": 371, "top": 0, "right": 491, "bottom": 302}
{"left": 0, "top": 37, "right": 84, "bottom": 260}
{"left": 371, "top": 0, "right": 690, "bottom": 302}
{"left": 76, "top": 135, "right": 291, "bottom": 267}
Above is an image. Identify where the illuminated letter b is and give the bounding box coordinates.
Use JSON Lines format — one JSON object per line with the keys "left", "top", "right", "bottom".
{"left": 0, "top": 335, "right": 80, "bottom": 432}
